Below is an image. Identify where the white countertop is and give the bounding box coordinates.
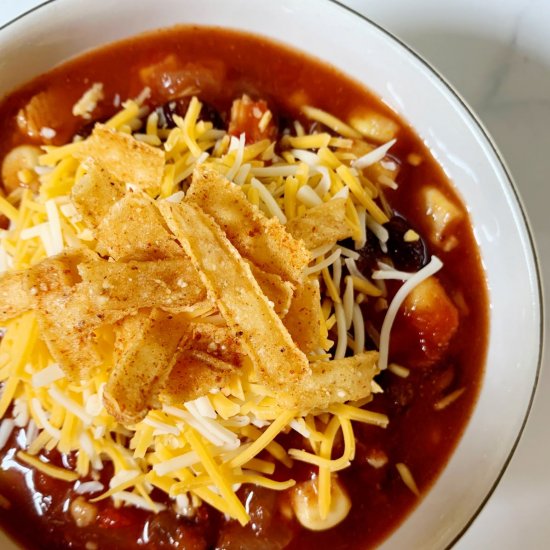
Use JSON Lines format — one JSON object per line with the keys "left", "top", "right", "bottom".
{"left": 1, "top": 0, "right": 549, "bottom": 548}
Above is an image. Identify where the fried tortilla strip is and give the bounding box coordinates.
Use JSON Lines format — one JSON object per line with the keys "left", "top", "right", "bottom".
{"left": 286, "top": 198, "right": 353, "bottom": 250}
{"left": 96, "top": 194, "right": 182, "bottom": 261}
{"left": 103, "top": 308, "right": 188, "bottom": 424}
{"left": 79, "top": 254, "right": 286, "bottom": 316}
{"left": 161, "top": 322, "right": 245, "bottom": 403}
{"left": 248, "top": 263, "right": 294, "bottom": 318}
{"left": 71, "top": 158, "right": 126, "bottom": 227}
{"left": 26, "top": 249, "right": 115, "bottom": 380}
{"left": 283, "top": 277, "right": 322, "bottom": 353}
{"left": 187, "top": 166, "right": 310, "bottom": 284}
{"left": 298, "top": 351, "right": 379, "bottom": 411}
{"left": 78, "top": 257, "right": 207, "bottom": 313}
{"left": 161, "top": 354, "right": 235, "bottom": 404}
{"left": 159, "top": 201, "right": 310, "bottom": 399}
{"left": 183, "top": 322, "right": 246, "bottom": 362}
{"left": 75, "top": 124, "right": 164, "bottom": 193}
{"left": 0, "top": 271, "right": 32, "bottom": 322}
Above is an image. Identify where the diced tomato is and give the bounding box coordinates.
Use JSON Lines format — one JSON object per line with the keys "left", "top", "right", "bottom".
{"left": 228, "top": 94, "right": 277, "bottom": 143}
{"left": 139, "top": 54, "right": 226, "bottom": 103}
{"left": 97, "top": 505, "right": 136, "bottom": 529}
{"left": 390, "top": 276, "right": 459, "bottom": 368}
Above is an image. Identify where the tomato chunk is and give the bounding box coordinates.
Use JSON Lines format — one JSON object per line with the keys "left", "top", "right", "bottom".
{"left": 228, "top": 95, "right": 277, "bottom": 143}
{"left": 390, "top": 276, "right": 459, "bottom": 368}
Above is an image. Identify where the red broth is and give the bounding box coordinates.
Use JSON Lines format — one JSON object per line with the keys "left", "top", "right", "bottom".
{"left": 0, "top": 26, "right": 487, "bottom": 549}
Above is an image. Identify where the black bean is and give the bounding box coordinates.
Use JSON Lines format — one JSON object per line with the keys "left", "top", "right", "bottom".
{"left": 387, "top": 378, "right": 415, "bottom": 412}
{"left": 277, "top": 115, "right": 293, "bottom": 136}
{"left": 74, "top": 119, "right": 100, "bottom": 139}
{"left": 385, "top": 214, "right": 430, "bottom": 271}
{"left": 341, "top": 235, "right": 383, "bottom": 278}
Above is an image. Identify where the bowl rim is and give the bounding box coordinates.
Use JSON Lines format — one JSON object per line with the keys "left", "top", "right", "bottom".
{"left": 0, "top": 0, "right": 545, "bottom": 548}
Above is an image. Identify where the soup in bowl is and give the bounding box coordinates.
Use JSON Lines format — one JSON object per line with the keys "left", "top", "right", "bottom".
{"left": 0, "top": 1, "right": 541, "bottom": 549}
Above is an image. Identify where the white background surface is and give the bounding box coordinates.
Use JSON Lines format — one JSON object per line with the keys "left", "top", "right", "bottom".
{"left": 1, "top": 0, "right": 549, "bottom": 548}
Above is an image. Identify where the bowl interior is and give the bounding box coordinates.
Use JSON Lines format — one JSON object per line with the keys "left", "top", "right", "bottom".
{"left": 0, "top": 0, "right": 542, "bottom": 548}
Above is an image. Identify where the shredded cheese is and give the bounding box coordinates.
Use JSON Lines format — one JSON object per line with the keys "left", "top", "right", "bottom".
{"left": 31, "top": 363, "right": 65, "bottom": 387}
{"left": 353, "top": 139, "right": 397, "bottom": 169}
{"left": 17, "top": 450, "right": 78, "bottom": 481}
{"left": 0, "top": 93, "right": 445, "bottom": 527}
{"left": 396, "top": 462, "right": 420, "bottom": 496}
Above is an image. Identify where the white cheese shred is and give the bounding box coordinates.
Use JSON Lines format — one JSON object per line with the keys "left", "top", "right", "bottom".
{"left": 153, "top": 451, "right": 200, "bottom": 476}
{"left": 250, "top": 165, "right": 299, "bottom": 178}
{"left": 296, "top": 185, "right": 323, "bottom": 208}
{"left": 332, "top": 185, "right": 350, "bottom": 201}
{"left": 378, "top": 256, "right": 443, "bottom": 371}
{"left": 356, "top": 207, "right": 367, "bottom": 249}
{"left": 344, "top": 257, "right": 367, "bottom": 282}
{"left": 291, "top": 149, "right": 319, "bottom": 166}
{"left": 75, "top": 481, "right": 104, "bottom": 495}
{"left": 165, "top": 191, "right": 185, "bottom": 204}
{"left": 32, "top": 363, "right": 65, "bottom": 388}
{"left": 45, "top": 199, "right": 64, "bottom": 255}
{"left": 334, "top": 302, "right": 348, "bottom": 360}
{"left": 366, "top": 217, "right": 389, "bottom": 245}
{"left": 143, "top": 416, "right": 180, "bottom": 436}
{"left": 225, "top": 134, "right": 246, "bottom": 182}
{"left": 48, "top": 387, "right": 93, "bottom": 425}
{"left": 314, "top": 166, "right": 331, "bottom": 197}
{"left": 310, "top": 243, "right": 334, "bottom": 261}
{"left": 373, "top": 260, "right": 415, "bottom": 281}
{"left": 305, "top": 248, "right": 341, "bottom": 276}
{"left": 332, "top": 258, "right": 342, "bottom": 289}
{"left": 233, "top": 163, "right": 251, "bottom": 186}
{"left": 396, "top": 462, "right": 420, "bottom": 496}
{"left": 353, "top": 139, "right": 397, "bottom": 170}
{"left": 191, "top": 396, "right": 217, "bottom": 419}
{"left": 337, "top": 245, "right": 360, "bottom": 260}
{"left": 250, "top": 178, "right": 287, "bottom": 224}
{"left": 343, "top": 276, "right": 354, "bottom": 330}
{"left": 289, "top": 419, "right": 311, "bottom": 438}
{"left": 352, "top": 303, "right": 365, "bottom": 354}
{"left": 166, "top": 405, "right": 239, "bottom": 449}
{"left": 0, "top": 419, "right": 15, "bottom": 450}
{"left": 31, "top": 398, "right": 61, "bottom": 440}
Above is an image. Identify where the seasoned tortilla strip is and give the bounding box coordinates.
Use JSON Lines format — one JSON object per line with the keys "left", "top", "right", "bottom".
{"left": 26, "top": 252, "right": 107, "bottom": 380}
{"left": 162, "top": 322, "right": 246, "bottom": 402}
{"left": 159, "top": 201, "right": 311, "bottom": 398}
{"left": 249, "top": 263, "right": 294, "bottom": 318}
{"left": 183, "top": 322, "right": 246, "bottom": 362}
{"left": 78, "top": 257, "right": 207, "bottom": 312}
{"left": 161, "top": 353, "right": 236, "bottom": 404}
{"left": 32, "top": 290, "right": 107, "bottom": 381}
{"left": 284, "top": 277, "right": 322, "bottom": 353}
{"left": 286, "top": 198, "right": 353, "bottom": 250}
{"left": 71, "top": 158, "right": 126, "bottom": 227}
{"left": 187, "top": 166, "right": 310, "bottom": 284}
{"left": 103, "top": 309, "right": 188, "bottom": 424}
{"left": 299, "top": 351, "right": 379, "bottom": 411}
{"left": 75, "top": 124, "right": 164, "bottom": 192}
{"left": 0, "top": 270, "right": 32, "bottom": 321}
{"left": 79, "top": 255, "right": 289, "bottom": 317}
{"left": 96, "top": 194, "right": 182, "bottom": 261}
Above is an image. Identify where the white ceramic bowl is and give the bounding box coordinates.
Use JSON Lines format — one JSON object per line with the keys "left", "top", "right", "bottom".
{"left": 0, "top": 1, "right": 542, "bottom": 548}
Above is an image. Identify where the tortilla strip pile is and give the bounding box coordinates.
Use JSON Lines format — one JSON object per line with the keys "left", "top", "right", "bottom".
{"left": 0, "top": 144, "right": 379, "bottom": 422}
